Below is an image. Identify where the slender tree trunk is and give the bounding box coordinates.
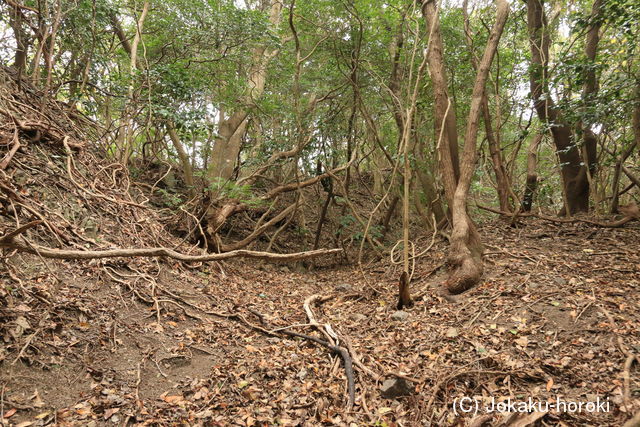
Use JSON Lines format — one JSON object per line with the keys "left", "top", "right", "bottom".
{"left": 578, "top": 0, "right": 602, "bottom": 209}
{"left": 8, "top": 4, "right": 29, "bottom": 77}
{"left": 423, "top": 0, "right": 509, "bottom": 294}
{"left": 166, "top": 122, "right": 196, "bottom": 197}
{"left": 482, "top": 96, "right": 512, "bottom": 211}
{"left": 44, "top": 0, "right": 62, "bottom": 92}
{"left": 463, "top": 0, "right": 511, "bottom": 212}
{"left": 118, "top": 0, "right": 149, "bottom": 166}
{"left": 522, "top": 132, "right": 543, "bottom": 211}
{"left": 612, "top": 81, "right": 640, "bottom": 212}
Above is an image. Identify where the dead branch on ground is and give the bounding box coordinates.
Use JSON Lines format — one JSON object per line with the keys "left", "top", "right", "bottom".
{"left": 477, "top": 203, "right": 638, "bottom": 228}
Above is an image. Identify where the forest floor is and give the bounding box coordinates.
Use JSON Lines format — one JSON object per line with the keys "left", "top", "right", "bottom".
{"left": 1, "top": 66, "right": 639, "bottom": 426}
{"left": 1, "top": 216, "right": 639, "bottom": 426}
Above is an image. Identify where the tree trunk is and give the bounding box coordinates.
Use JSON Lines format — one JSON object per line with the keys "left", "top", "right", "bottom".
{"left": 612, "top": 81, "right": 640, "bottom": 212}
{"left": 522, "top": 133, "right": 543, "bottom": 212}
{"left": 463, "top": 0, "right": 511, "bottom": 212}
{"left": 526, "top": 0, "right": 589, "bottom": 215}
{"left": 118, "top": 0, "right": 149, "bottom": 166}
{"left": 423, "top": 0, "right": 509, "bottom": 294}
{"left": 482, "top": 96, "right": 512, "bottom": 212}
{"left": 207, "top": 0, "right": 282, "bottom": 182}
{"left": 423, "top": 2, "right": 460, "bottom": 194}
{"left": 166, "top": 122, "right": 196, "bottom": 197}
{"left": 208, "top": 111, "right": 249, "bottom": 182}
{"left": 8, "top": 4, "right": 29, "bottom": 76}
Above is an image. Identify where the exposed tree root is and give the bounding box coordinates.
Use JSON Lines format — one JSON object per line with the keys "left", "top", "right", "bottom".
{"left": 303, "top": 294, "right": 356, "bottom": 409}
{"left": 1, "top": 230, "right": 342, "bottom": 263}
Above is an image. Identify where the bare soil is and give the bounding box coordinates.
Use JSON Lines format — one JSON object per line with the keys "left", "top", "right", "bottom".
{"left": 1, "top": 217, "right": 639, "bottom": 426}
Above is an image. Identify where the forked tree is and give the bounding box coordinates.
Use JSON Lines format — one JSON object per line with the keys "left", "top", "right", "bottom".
{"left": 422, "top": 0, "right": 510, "bottom": 294}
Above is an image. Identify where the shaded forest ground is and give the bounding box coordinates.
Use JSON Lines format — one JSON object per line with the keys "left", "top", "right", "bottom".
{"left": 1, "top": 68, "right": 639, "bottom": 426}
{"left": 2, "top": 217, "right": 639, "bottom": 426}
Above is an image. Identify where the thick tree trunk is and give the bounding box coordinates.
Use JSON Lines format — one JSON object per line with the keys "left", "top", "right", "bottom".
{"left": 526, "top": 0, "right": 589, "bottom": 215}
{"left": 207, "top": 0, "right": 282, "bottom": 182}
{"left": 581, "top": 0, "right": 602, "bottom": 180}
{"left": 208, "top": 111, "right": 249, "bottom": 182}
{"left": 423, "top": 0, "right": 509, "bottom": 294}
{"left": 423, "top": 2, "right": 460, "bottom": 197}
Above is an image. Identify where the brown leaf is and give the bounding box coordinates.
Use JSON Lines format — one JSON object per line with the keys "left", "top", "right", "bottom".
{"left": 104, "top": 407, "right": 120, "bottom": 420}
{"left": 3, "top": 408, "right": 17, "bottom": 418}
{"left": 546, "top": 377, "right": 554, "bottom": 392}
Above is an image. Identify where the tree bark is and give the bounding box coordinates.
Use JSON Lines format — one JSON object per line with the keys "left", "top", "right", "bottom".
{"left": 166, "top": 122, "right": 196, "bottom": 196}
{"left": 521, "top": 133, "right": 543, "bottom": 212}
{"left": 117, "top": 1, "right": 149, "bottom": 166}
{"left": 423, "top": 0, "right": 509, "bottom": 294}
{"left": 423, "top": 1, "right": 460, "bottom": 198}
{"left": 526, "top": 0, "right": 589, "bottom": 215}
{"left": 8, "top": 3, "right": 29, "bottom": 75}
{"left": 207, "top": 0, "right": 282, "bottom": 182}
{"left": 463, "top": 0, "right": 512, "bottom": 212}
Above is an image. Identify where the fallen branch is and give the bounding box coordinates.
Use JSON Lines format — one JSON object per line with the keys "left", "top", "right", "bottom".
{"left": 0, "top": 234, "right": 343, "bottom": 263}
{"left": 148, "top": 290, "right": 356, "bottom": 410}
{"left": 278, "top": 328, "right": 355, "bottom": 410}
{"left": 476, "top": 204, "right": 636, "bottom": 228}
{"left": 599, "top": 306, "right": 638, "bottom": 412}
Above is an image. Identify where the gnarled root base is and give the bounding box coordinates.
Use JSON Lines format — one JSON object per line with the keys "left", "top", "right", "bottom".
{"left": 444, "top": 218, "right": 484, "bottom": 295}
{"left": 445, "top": 247, "right": 483, "bottom": 294}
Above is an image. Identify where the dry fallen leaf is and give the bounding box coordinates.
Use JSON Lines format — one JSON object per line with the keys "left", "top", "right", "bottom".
{"left": 3, "top": 408, "right": 17, "bottom": 419}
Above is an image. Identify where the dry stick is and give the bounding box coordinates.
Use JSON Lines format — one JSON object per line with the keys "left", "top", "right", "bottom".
{"left": 138, "top": 284, "right": 357, "bottom": 410}
{"left": 62, "top": 137, "right": 146, "bottom": 209}
{"left": 12, "top": 312, "right": 49, "bottom": 365}
{"left": 622, "top": 166, "right": 640, "bottom": 189}
{"left": 0, "top": 220, "right": 42, "bottom": 243}
{"left": 327, "top": 170, "right": 385, "bottom": 254}
{"left": 0, "top": 182, "right": 66, "bottom": 246}
{"left": 424, "top": 369, "right": 511, "bottom": 421}
{"left": 278, "top": 328, "right": 356, "bottom": 410}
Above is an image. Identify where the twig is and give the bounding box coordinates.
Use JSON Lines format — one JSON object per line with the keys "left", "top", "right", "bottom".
{"left": 599, "top": 306, "right": 638, "bottom": 411}
{"left": 477, "top": 203, "right": 636, "bottom": 228}
{"left": 12, "top": 326, "right": 44, "bottom": 365}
